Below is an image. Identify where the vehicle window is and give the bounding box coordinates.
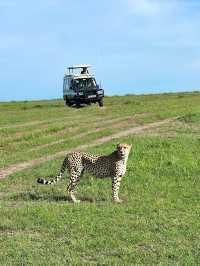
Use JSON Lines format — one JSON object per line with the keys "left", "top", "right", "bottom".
{"left": 71, "top": 78, "right": 96, "bottom": 91}
{"left": 91, "top": 79, "right": 96, "bottom": 86}
{"left": 63, "top": 78, "right": 68, "bottom": 90}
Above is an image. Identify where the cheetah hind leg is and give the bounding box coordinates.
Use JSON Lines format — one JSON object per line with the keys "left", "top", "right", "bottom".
{"left": 70, "top": 193, "right": 80, "bottom": 203}
{"left": 67, "top": 171, "right": 82, "bottom": 203}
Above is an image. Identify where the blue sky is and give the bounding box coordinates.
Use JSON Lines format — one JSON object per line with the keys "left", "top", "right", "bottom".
{"left": 0, "top": 0, "right": 200, "bottom": 101}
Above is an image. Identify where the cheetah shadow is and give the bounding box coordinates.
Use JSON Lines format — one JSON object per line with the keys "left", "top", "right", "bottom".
{"left": 10, "top": 192, "right": 107, "bottom": 203}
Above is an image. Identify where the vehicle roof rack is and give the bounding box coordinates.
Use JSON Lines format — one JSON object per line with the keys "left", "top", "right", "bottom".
{"left": 67, "top": 64, "right": 91, "bottom": 70}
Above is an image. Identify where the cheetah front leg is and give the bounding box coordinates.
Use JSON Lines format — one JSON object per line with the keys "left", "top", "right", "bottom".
{"left": 112, "top": 176, "right": 123, "bottom": 203}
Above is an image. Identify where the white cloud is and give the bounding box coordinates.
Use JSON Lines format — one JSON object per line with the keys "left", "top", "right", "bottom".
{"left": 122, "top": 0, "right": 200, "bottom": 50}
{"left": 126, "top": 0, "right": 178, "bottom": 17}
{"left": 127, "top": 0, "right": 160, "bottom": 16}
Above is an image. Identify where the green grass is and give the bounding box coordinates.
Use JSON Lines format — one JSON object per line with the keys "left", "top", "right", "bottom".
{"left": 179, "top": 112, "right": 200, "bottom": 123}
{"left": 0, "top": 92, "right": 200, "bottom": 265}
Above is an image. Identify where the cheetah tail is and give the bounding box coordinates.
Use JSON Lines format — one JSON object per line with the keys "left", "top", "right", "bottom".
{"left": 37, "top": 159, "right": 67, "bottom": 185}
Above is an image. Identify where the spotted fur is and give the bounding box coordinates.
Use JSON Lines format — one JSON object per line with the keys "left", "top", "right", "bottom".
{"left": 37, "top": 144, "right": 132, "bottom": 203}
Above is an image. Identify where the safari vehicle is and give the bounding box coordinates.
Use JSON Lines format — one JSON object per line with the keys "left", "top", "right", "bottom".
{"left": 63, "top": 65, "right": 104, "bottom": 107}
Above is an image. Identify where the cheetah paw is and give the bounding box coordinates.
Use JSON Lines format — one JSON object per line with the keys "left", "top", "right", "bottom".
{"left": 113, "top": 198, "right": 123, "bottom": 203}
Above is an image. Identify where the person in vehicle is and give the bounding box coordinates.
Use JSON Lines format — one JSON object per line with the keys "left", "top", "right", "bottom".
{"left": 81, "top": 67, "right": 89, "bottom": 74}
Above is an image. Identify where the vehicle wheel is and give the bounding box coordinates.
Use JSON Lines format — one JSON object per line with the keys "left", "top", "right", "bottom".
{"left": 98, "top": 99, "right": 103, "bottom": 107}
{"left": 75, "top": 101, "right": 81, "bottom": 108}
{"left": 66, "top": 100, "right": 72, "bottom": 106}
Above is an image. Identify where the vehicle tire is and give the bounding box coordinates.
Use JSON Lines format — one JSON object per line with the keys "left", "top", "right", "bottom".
{"left": 65, "top": 99, "right": 72, "bottom": 106}
{"left": 75, "top": 101, "right": 81, "bottom": 108}
{"left": 98, "top": 98, "right": 103, "bottom": 107}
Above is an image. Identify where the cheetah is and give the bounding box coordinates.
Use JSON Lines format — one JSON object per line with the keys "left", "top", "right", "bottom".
{"left": 37, "top": 144, "right": 132, "bottom": 203}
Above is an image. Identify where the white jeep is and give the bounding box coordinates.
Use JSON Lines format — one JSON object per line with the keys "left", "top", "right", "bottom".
{"left": 63, "top": 65, "right": 104, "bottom": 107}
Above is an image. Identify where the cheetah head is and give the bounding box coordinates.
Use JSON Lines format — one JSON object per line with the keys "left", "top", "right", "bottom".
{"left": 117, "top": 143, "right": 132, "bottom": 159}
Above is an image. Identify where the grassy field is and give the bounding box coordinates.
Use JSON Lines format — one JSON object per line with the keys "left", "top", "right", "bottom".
{"left": 0, "top": 92, "right": 200, "bottom": 265}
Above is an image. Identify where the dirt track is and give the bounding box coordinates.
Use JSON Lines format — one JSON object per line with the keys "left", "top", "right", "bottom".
{"left": 0, "top": 118, "right": 175, "bottom": 179}
{"left": 29, "top": 115, "right": 139, "bottom": 152}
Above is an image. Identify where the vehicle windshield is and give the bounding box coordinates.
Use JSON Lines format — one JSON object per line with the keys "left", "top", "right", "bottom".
{"left": 71, "top": 78, "right": 96, "bottom": 91}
